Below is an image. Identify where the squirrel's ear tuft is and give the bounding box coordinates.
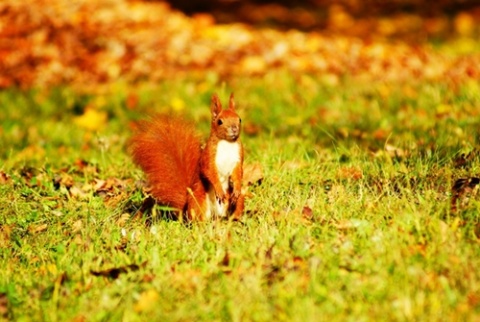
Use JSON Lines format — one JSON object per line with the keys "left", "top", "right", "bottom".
{"left": 211, "top": 93, "right": 222, "bottom": 118}
{"left": 228, "top": 93, "right": 235, "bottom": 110}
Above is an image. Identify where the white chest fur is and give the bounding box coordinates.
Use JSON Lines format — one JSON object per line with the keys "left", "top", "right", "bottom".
{"left": 215, "top": 140, "right": 241, "bottom": 192}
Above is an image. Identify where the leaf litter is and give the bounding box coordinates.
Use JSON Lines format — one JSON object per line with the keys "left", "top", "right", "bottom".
{"left": 1, "top": 0, "right": 480, "bottom": 90}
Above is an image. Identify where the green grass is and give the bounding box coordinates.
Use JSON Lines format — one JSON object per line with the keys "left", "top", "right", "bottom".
{"left": 1, "top": 74, "right": 480, "bottom": 321}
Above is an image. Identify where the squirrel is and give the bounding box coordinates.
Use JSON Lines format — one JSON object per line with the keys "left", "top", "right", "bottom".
{"left": 129, "top": 93, "right": 244, "bottom": 221}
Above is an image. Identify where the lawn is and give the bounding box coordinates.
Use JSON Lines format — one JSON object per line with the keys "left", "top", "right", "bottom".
{"left": 1, "top": 73, "right": 479, "bottom": 321}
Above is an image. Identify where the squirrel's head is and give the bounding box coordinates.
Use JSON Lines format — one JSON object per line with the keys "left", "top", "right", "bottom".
{"left": 210, "top": 93, "right": 242, "bottom": 142}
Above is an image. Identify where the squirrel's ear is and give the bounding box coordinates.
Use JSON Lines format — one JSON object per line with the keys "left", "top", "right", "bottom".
{"left": 211, "top": 93, "right": 222, "bottom": 118}
{"left": 228, "top": 93, "right": 235, "bottom": 111}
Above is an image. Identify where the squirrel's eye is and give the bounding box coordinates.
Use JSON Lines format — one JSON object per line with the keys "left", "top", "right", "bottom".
{"left": 217, "top": 119, "right": 223, "bottom": 126}
{"left": 239, "top": 118, "right": 242, "bottom": 123}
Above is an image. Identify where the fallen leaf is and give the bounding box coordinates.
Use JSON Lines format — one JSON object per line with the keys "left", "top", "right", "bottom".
{"left": 72, "top": 220, "right": 83, "bottom": 233}
{"left": 0, "top": 172, "right": 10, "bottom": 185}
{"left": 28, "top": 223, "right": 48, "bottom": 234}
{"left": 0, "top": 225, "right": 12, "bottom": 248}
{"left": 94, "top": 177, "right": 125, "bottom": 195}
{"left": 1, "top": 0, "right": 480, "bottom": 90}
{"left": 384, "top": 144, "right": 407, "bottom": 158}
{"left": 93, "top": 179, "right": 106, "bottom": 192}
{"left": 453, "top": 151, "right": 476, "bottom": 169}
{"left": 302, "top": 206, "right": 313, "bottom": 220}
{"left": 467, "top": 292, "right": 480, "bottom": 307}
{"left": 116, "top": 213, "right": 131, "bottom": 227}
{"left": 337, "top": 166, "right": 363, "bottom": 180}
{"left": 74, "top": 159, "right": 99, "bottom": 176}
{"left": 19, "top": 166, "right": 38, "bottom": 181}
{"left": 0, "top": 293, "right": 8, "bottom": 320}
{"left": 53, "top": 173, "right": 74, "bottom": 189}
{"left": 74, "top": 106, "right": 108, "bottom": 131}
{"left": 243, "top": 163, "right": 264, "bottom": 186}
{"left": 219, "top": 251, "right": 230, "bottom": 267}
{"left": 69, "top": 185, "right": 89, "bottom": 199}
{"left": 134, "top": 289, "right": 159, "bottom": 313}
{"left": 115, "top": 237, "right": 128, "bottom": 252}
{"left": 74, "top": 159, "right": 90, "bottom": 170}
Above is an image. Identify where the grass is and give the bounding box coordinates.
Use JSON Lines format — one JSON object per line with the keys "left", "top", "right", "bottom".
{"left": 1, "top": 73, "right": 480, "bottom": 321}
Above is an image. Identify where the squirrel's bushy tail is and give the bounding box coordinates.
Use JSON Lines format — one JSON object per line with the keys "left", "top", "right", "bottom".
{"left": 129, "top": 115, "right": 207, "bottom": 220}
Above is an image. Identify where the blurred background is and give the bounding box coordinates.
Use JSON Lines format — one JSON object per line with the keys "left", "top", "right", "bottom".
{"left": 171, "top": 0, "right": 480, "bottom": 31}
{"left": 1, "top": 0, "right": 479, "bottom": 89}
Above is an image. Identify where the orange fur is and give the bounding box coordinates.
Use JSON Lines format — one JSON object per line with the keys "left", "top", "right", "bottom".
{"left": 129, "top": 115, "right": 207, "bottom": 220}
{"left": 201, "top": 93, "right": 244, "bottom": 218}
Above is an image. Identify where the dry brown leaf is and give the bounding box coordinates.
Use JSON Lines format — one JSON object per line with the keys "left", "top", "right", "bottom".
{"left": 53, "top": 173, "right": 74, "bottom": 189}
{"left": 337, "top": 166, "right": 363, "bottom": 180}
{"left": 384, "top": 144, "right": 407, "bottom": 158}
{"left": 94, "top": 177, "right": 125, "bottom": 194}
{"left": 0, "top": 225, "right": 12, "bottom": 248}
{"left": 0, "top": 172, "right": 11, "bottom": 185}
{"left": 72, "top": 219, "right": 83, "bottom": 233}
{"left": 69, "top": 185, "right": 89, "bottom": 199}
{"left": 302, "top": 206, "right": 313, "bottom": 221}
{"left": 0, "top": 293, "right": 8, "bottom": 320}
{"left": 19, "top": 166, "right": 38, "bottom": 181}
{"left": 93, "top": 179, "right": 106, "bottom": 192}
{"left": 219, "top": 251, "right": 230, "bottom": 267}
{"left": 243, "top": 163, "right": 264, "bottom": 186}
{"left": 453, "top": 151, "right": 476, "bottom": 169}
{"left": 74, "top": 159, "right": 99, "bottom": 175}
{"left": 28, "top": 223, "right": 48, "bottom": 234}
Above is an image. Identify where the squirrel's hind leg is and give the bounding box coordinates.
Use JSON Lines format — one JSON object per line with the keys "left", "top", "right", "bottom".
{"left": 230, "top": 194, "right": 245, "bottom": 220}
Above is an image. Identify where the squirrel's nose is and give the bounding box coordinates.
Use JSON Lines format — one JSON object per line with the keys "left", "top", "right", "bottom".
{"left": 228, "top": 126, "right": 239, "bottom": 140}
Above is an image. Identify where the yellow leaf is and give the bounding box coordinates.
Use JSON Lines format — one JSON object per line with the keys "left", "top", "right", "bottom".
{"left": 241, "top": 56, "right": 266, "bottom": 74}
{"left": 454, "top": 12, "right": 475, "bottom": 36}
{"left": 170, "top": 97, "right": 185, "bottom": 112}
{"left": 74, "top": 107, "right": 108, "bottom": 131}
{"left": 134, "top": 289, "right": 159, "bottom": 312}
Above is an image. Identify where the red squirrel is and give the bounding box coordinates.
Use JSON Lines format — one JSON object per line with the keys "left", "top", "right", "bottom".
{"left": 201, "top": 93, "right": 244, "bottom": 220}
{"left": 129, "top": 93, "right": 244, "bottom": 221}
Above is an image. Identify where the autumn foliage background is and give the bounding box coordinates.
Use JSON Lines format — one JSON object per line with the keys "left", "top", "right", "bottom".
{"left": 2, "top": 0, "right": 480, "bottom": 89}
